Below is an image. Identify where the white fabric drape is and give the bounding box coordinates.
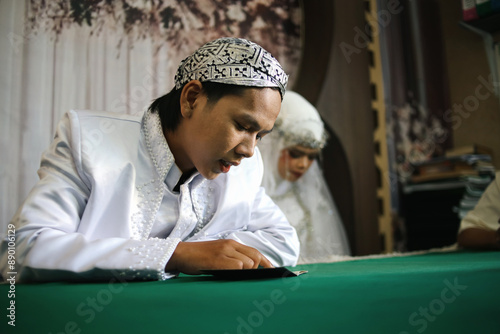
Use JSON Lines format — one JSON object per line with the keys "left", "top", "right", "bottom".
{"left": 0, "top": 1, "right": 174, "bottom": 234}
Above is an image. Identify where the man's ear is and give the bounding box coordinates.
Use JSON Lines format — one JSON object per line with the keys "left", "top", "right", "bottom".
{"left": 180, "top": 80, "right": 203, "bottom": 118}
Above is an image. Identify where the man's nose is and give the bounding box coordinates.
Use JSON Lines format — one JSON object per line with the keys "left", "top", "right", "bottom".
{"left": 235, "top": 135, "right": 256, "bottom": 158}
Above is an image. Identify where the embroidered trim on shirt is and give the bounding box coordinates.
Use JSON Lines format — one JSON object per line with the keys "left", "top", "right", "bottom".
{"left": 187, "top": 179, "right": 216, "bottom": 239}
{"left": 125, "top": 237, "right": 181, "bottom": 281}
{"left": 130, "top": 111, "right": 175, "bottom": 240}
{"left": 143, "top": 111, "right": 174, "bottom": 180}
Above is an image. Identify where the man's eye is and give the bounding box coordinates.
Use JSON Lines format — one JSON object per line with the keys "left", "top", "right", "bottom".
{"left": 236, "top": 122, "right": 262, "bottom": 141}
{"left": 236, "top": 122, "right": 247, "bottom": 131}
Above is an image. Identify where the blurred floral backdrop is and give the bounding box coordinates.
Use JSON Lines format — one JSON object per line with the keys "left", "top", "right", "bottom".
{"left": 27, "top": 0, "right": 301, "bottom": 85}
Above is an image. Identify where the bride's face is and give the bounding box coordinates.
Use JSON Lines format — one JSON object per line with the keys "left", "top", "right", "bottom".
{"left": 277, "top": 145, "right": 320, "bottom": 182}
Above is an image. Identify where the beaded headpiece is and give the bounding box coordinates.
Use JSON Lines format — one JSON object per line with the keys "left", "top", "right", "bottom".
{"left": 174, "top": 37, "right": 288, "bottom": 98}
{"left": 274, "top": 91, "right": 328, "bottom": 149}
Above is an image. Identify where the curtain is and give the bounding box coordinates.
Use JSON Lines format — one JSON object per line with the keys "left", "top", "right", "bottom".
{"left": 0, "top": 0, "right": 301, "bottom": 233}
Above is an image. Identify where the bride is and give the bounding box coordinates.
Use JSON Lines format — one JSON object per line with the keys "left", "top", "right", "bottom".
{"left": 259, "top": 91, "right": 351, "bottom": 263}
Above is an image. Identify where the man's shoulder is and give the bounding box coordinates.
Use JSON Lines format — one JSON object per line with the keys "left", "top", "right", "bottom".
{"left": 60, "top": 110, "right": 146, "bottom": 156}
{"left": 68, "top": 110, "right": 144, "bottom": 124}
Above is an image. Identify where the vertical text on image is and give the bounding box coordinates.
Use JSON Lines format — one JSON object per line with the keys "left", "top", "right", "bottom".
{"left": 6, "top": 223, "right": 17, "bottom": 327}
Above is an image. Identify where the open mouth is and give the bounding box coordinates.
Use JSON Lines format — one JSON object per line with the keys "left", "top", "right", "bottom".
{"left": 219, "top": 159, "right": 240, "bottom": 173}
{"left": 219, "top": 160, "right": 232, "bottom": 173}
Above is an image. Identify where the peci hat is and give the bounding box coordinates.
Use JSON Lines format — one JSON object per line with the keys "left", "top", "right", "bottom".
{"left": 174, "top": 37, "right": 288, "bottom": 99}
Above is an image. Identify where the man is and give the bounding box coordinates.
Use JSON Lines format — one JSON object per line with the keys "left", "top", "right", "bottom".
{"left": 1, "top": 37, "right": 299, "bottom": 282}
{"left": 457, "top": 172, "right": 500, "bottom": 250}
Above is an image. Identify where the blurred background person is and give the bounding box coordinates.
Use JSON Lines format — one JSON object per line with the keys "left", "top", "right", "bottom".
{"left": 259, "top": 91, "right": 351, "bottom": 263}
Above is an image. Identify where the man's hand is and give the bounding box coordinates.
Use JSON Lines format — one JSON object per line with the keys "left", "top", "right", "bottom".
{"left": 165, "top": 239, "right": 274, "bottom": 275}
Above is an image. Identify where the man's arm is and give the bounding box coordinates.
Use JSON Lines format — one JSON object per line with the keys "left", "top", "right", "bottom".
{"left": 214, "top": 148, "right": 299, "bottom": 267}
{"left": 222, "top": 186, "right": 300, "bottom": 267}
{"left": 457, "top": 227, "right": 500, "bottom": 250}
{"left": 0, "top": 112, "right": 179, "bottom": 283}
{"left": 457, "top": 173, "right": 500, "bottom": 251}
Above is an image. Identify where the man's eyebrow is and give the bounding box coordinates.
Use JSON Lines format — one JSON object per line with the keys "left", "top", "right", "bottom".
{"left": 239, "top": 114, "right": 274, "bottom": 134}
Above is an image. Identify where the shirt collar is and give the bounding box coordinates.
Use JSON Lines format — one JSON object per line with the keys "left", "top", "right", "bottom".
{"left": 165, "top": 163, "right": 182, "bottom": 191}
{"left": 142, "top": 111, "right": 175, "bottom": 181}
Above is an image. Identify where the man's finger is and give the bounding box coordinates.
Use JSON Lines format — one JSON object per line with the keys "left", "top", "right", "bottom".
{"left": 256, "top": 254, "right": 273, "bottom": 268}
{"left": 231, "top": 242, "right": 274, "bottom": 268}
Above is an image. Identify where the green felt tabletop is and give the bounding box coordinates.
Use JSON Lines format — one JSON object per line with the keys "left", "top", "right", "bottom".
{"left": 1, "top": 250, "right": 499, "bottom": 334}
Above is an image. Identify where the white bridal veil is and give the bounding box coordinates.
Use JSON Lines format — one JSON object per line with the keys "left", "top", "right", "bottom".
{"left": 259, "top": 91, "right": 351, "bottom": 263}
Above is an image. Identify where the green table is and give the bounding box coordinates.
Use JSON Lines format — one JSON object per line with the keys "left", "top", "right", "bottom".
{"left": 1, "top": 250, "right": 499, "bottom": 334}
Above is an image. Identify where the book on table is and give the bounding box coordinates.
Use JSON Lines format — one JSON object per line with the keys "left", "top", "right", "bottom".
{"left": 409, "top": 154, "right": 494, "bottom": 184}
{"left": 445, "top": 144, "right": 493, "bottom": 158}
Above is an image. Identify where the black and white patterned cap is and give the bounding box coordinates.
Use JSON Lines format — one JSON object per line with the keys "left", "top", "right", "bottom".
{"left": 174, "top": 37, "right": 288, "bottom": 98}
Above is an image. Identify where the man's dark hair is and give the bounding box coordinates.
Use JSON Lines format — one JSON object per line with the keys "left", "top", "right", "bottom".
{"left": 148, "top": 82, "right": 279, "bottom": 132}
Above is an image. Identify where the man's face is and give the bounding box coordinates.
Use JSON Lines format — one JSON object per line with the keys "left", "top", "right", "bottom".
{"left": 181, "top": 87, "right": 281, "bottom": 180}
